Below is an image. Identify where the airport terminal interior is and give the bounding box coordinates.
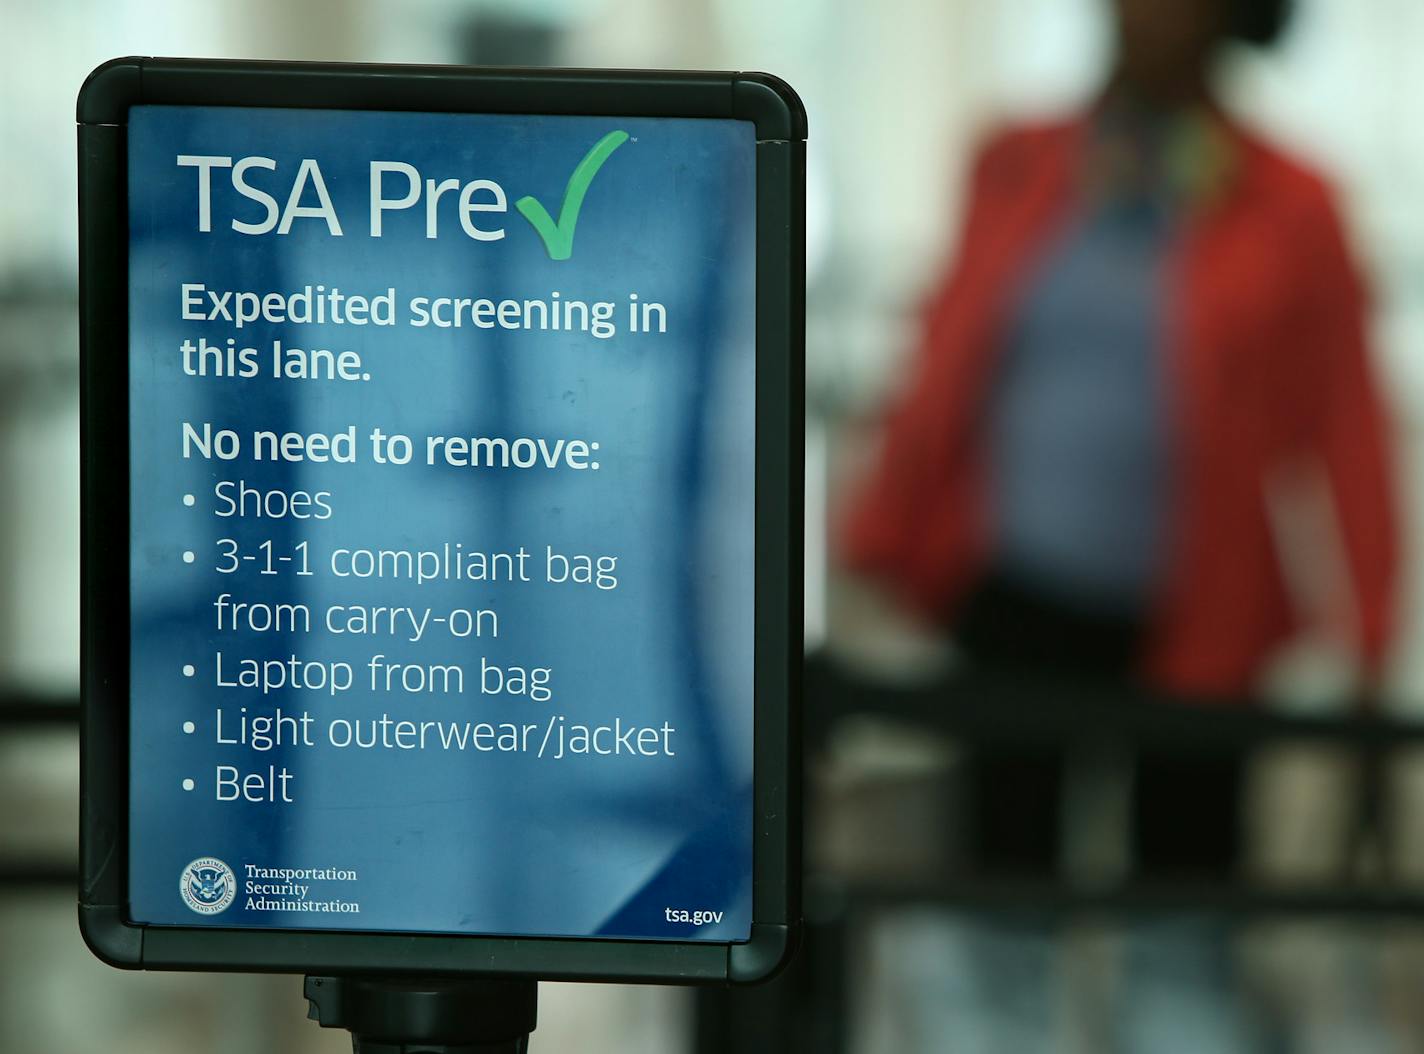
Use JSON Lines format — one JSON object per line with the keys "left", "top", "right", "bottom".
{"left": 6, "top": 0, "right": 1424, "bottom": 1049}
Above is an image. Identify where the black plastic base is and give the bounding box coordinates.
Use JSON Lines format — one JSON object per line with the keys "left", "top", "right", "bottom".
{"left": 305, "top": 975, "right": 538, "bottom": 1054}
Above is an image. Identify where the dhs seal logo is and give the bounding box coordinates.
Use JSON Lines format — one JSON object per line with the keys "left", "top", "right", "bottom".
{"left": 180, "top": 857, "right": 236, "bottom": 915}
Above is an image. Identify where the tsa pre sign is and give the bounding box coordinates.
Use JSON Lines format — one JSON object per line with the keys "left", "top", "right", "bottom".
{"left": 81, "top": 59, "right": 802, "bottom": 984}
{"left": 123, "top": 102, "right": 758, "bottom": 942}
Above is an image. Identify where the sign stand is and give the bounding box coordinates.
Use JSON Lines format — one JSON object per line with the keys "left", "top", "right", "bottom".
{"left": 304, "top": 975, "right": 538, "bottom": 1053}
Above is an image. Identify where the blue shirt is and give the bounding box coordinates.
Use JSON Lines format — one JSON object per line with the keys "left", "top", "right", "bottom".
{"left": 988, "top": 192, "right": 1174, "bottom": 612}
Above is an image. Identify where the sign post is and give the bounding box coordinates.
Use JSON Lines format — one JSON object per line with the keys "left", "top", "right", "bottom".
{"left": 78, "top": 58, "right": 803, "bottom": 1047}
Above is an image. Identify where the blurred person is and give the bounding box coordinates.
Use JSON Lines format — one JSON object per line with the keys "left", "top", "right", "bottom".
{"left": 839, "top": 0, "right": 1399, "bottom": 1047}
{"left": 844, "top": 0, "right": 1394, "bottom": 707}
{"left": 843, "top": 0, "right": 1397, "bottom": 870}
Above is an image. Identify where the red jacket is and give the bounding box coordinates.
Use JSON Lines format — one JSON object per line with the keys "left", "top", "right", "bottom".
{"left": 842, "top": 116, "right": 1398, "bottom": 698}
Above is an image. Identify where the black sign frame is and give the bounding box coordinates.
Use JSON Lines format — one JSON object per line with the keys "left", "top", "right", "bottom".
{"left": 78, "top": 56, "right": 803, "bottom": 985}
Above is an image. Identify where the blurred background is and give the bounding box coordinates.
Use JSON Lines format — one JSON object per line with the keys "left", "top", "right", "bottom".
{"left": 6, "top": 0, "right": 1424, "bottom": 1050}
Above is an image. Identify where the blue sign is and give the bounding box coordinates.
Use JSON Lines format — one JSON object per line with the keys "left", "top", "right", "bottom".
{"left": 126, "top": 104, "right": 757, "bottom": 942}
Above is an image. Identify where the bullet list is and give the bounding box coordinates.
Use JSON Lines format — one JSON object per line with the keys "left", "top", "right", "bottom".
{"left": 183, "top": 493, "right": 196, "bottom": 506}
{"left": 182, "top": 550, "right": 195, "bottom": 563}
{"left": 181, "top": 650, "right": 196, "bottom": 791}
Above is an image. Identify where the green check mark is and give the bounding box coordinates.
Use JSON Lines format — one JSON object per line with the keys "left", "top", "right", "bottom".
{"left": 515, "top": 130, "right": 630, "bottom": 261}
